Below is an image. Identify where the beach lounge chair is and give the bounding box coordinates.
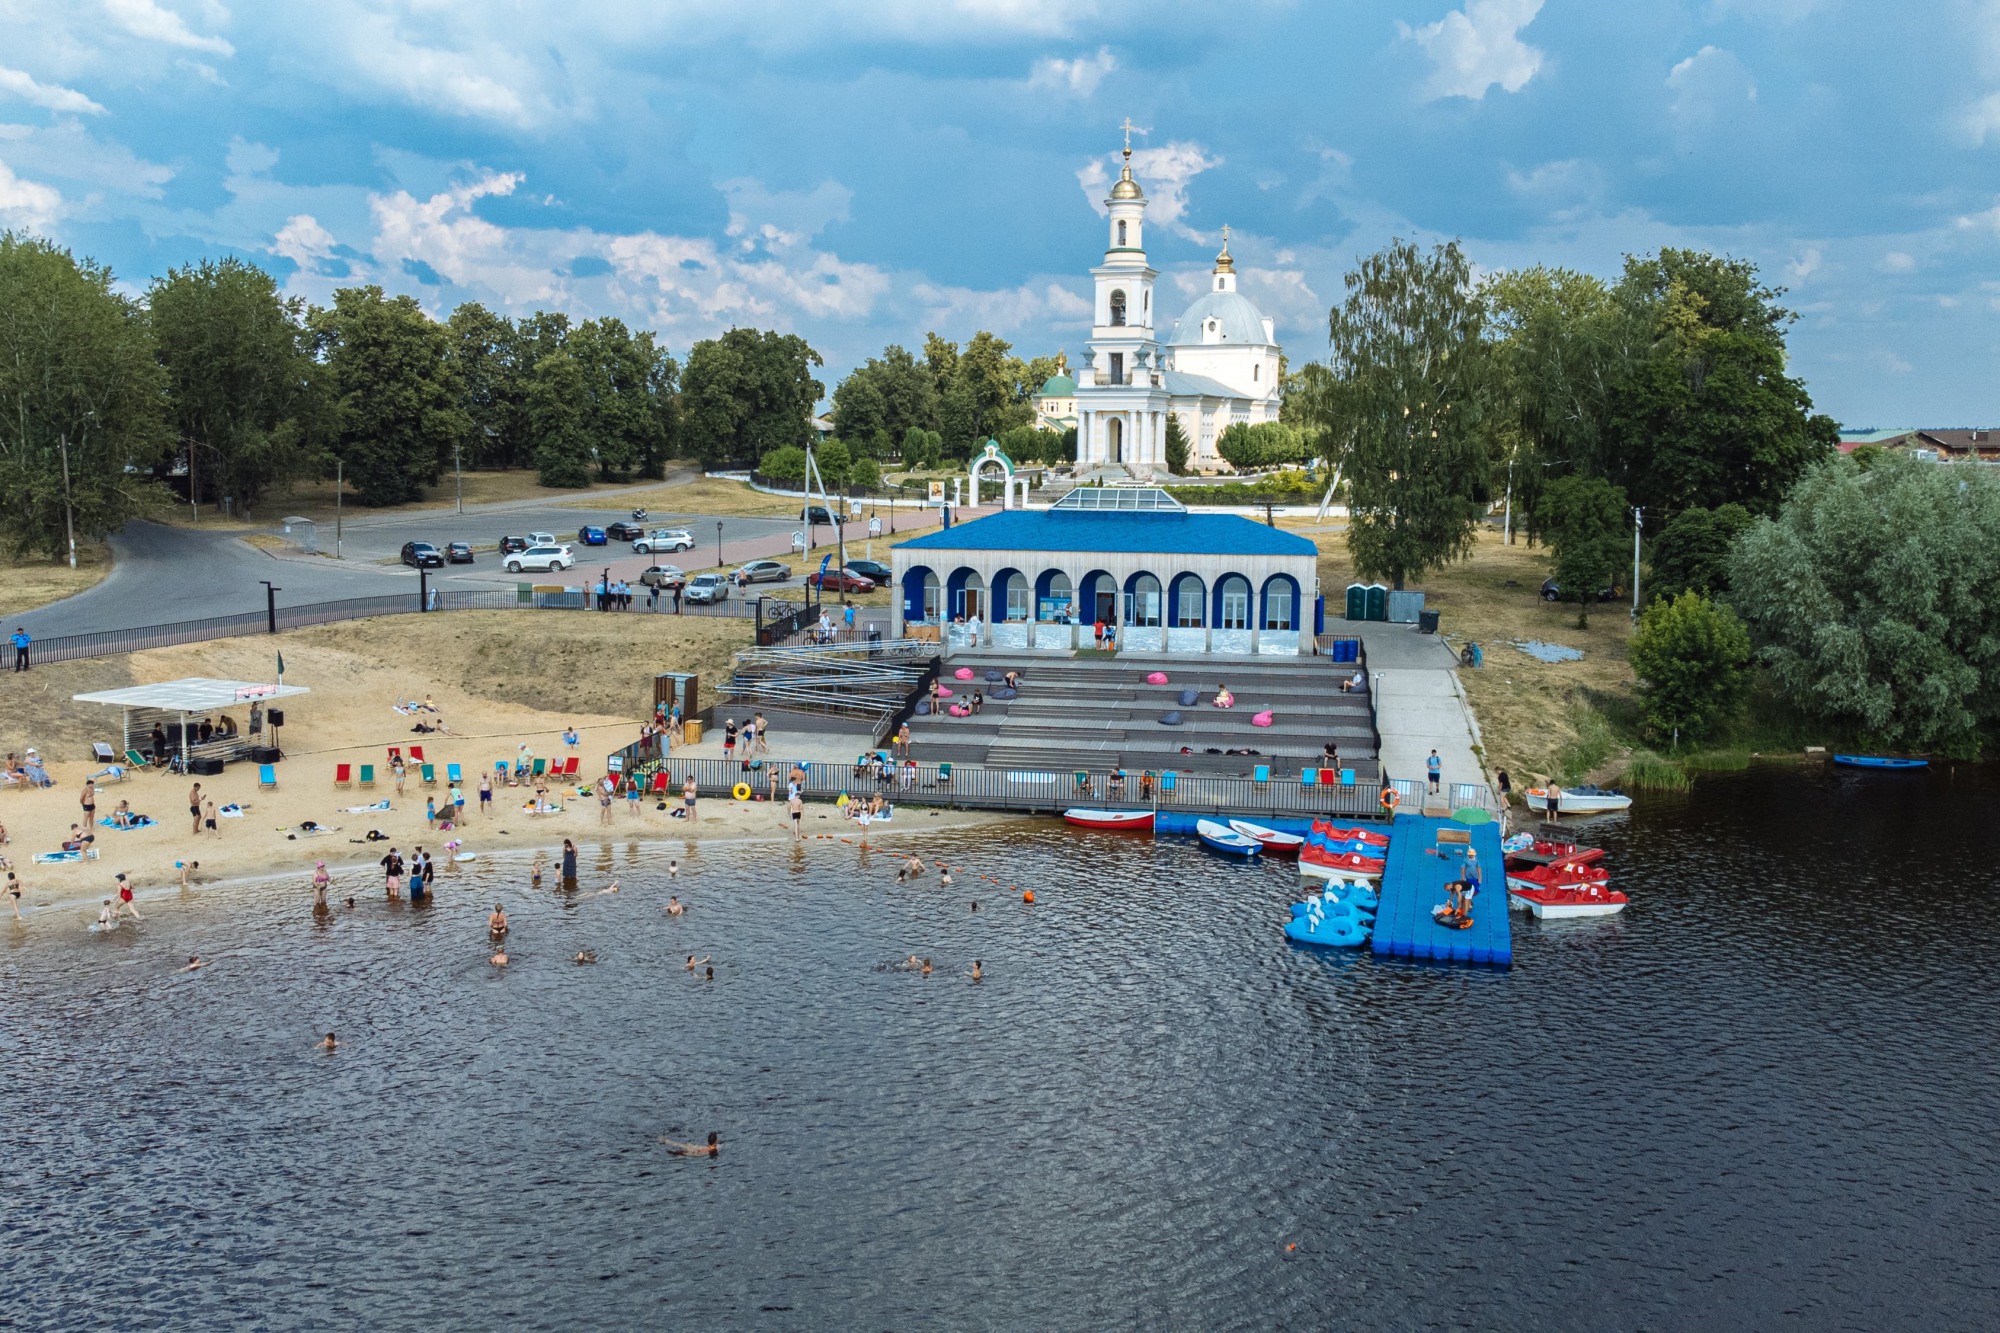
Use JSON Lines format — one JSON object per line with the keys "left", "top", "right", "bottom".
{"left": 937, "top": 761, "right": 953, "bottom": 788}
{"left": 1301, "top": 768, "right": 1318, "bottom": 786}
{"left": 446, "top": 762, "right": 462, "bottom": 785}
{"left": 531, "top": 757, "right": 547, "bottom": 778}
{"left": 493, "top": 760, "right": 508, "bottom": 779}
{"left": 419, "top": 763, "right": 437, "bottom": 787}
{"left": 124, "top": 748, "right": 151, "bottom": 770}
{"left": 334, "top": 763, "right": 353, "bottom": 788}
{"left": 559, "top": 756, "right": 579, "bottom": 778}
{"left": 1253, "top": 764, "right": 1271, "bottom": 783}
{"left": 259, "top": 764, "right": 278, "bottom": 790}
{"left": 359, "top": 764, "right": 375, "bottom": 789}
{"left": 409, "top": 745, "right": 426, "bottom": 764}
{"left": 650, "top": 770, "right": 671, "bottom": 794}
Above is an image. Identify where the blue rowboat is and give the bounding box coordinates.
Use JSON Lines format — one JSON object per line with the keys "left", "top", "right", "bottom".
{"left": 1196, "top": 818, "right": 1262, "bottom": 857}
{"left": 1832, "top": 755, "right": 1928, "bottom": 770}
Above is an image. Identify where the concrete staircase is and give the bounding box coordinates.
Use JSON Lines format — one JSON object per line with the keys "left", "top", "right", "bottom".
{"left": 906, "top": 652, "right": 1378, "bottom": 781}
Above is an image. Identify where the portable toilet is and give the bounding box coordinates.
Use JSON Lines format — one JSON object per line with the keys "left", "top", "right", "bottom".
{"left": 1345, "top": 583, "right": 1367, "bottom": 621}
{"left": 1365, "top": 583, "right": 1389, "bottom": 622}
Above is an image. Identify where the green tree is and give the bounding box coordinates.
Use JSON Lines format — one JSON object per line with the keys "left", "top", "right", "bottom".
{"left": 569, "top": 317, "right": 670, "bottom": 481}
{"left": 848, "top": 456, "right": 881, "bottom": 490}
{"left": 1164, "top": 411, "right": 1190, "bottom": 475}
{"left": 1316, "top": 238, "right": 1491, "bottom": 589}
{"left": 900, "top": 427, "right": 941, "bottom": 471}
{"left": 832, "top": 344, "right": 938, "bottom": 443}
{"left": 1730, "top": 454, "right": 2000, "bottom": 755}
{"left": 758, "top": 444, "right": 807, "bottom": 484}
{"left": 446, "top": 302, "right": 525, "bottom": 469}
{"left": 1217, "top": 421, "right": 1310, "bottom": 471}
{"left": 679, "top": 328, "right": 822, "bottom": 470}
{"left": 0, "top": 233, "right": 170, "bottom": 556}
{"left": 812, "top": 437, "right": 852, "bottom": 487}
{"left": 1628, "top": 591, "right": 1751, "bottom": 741}
{"left": 310, "top": 287, "right": 466, "bottom": 506}
{"left": 1540, "top": 474, "right": 1628, "bottom": 627}
{"left": 527, "top": 351, "right": 592, "bottom": 487}
{"left": 1648, "top": 502, "right": 1752, "bottom": 598}
{"left": 1607, "top": 249, "right": 1837, "bottom": 514}
{"left": 149, "top": 256, "right": 316, "bottom": 516}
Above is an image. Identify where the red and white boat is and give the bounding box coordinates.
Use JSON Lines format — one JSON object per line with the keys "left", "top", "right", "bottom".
{"left": 1504, "top": 861, "right": 1610, "bottom": 893}
{"left": 1502, "top": 839, "right": 1605, "bottom": 871}
{"left": 1062, "top": 808, "right": 1155, "bottom": 832}
{"left": 1299, "top": 849, "right": 1387, "bottom": 882}
{"left": 1508, "top": 882, "right": 1629, "bottom": 919}
{"left": 1228, "top": 819, "right": 1304, "bottom": 857}
{"left": 1312, "top": 820, "right": 1390, "bottom": 848}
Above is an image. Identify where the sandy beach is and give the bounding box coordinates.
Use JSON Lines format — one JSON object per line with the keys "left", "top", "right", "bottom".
{"left": 0, "top": 628, "right": 1006, "bottom": 931}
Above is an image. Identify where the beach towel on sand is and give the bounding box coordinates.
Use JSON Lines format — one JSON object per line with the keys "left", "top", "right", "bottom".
{"left": 340, "top": 799, "right": 392, "bottom": 813}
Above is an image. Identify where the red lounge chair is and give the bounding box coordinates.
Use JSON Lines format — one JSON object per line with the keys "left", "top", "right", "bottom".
{"left": 334, "top": 763, "right": 352, "bottom": 788}
{"left": 387, "top": 747, "right": 403, "bottom": 765}
{"left": 562, "top": 756, "right": 580, "bottom": 777}
{"left": 650, "top": 771, "right": 671, "bottom": 793}
{"left": 409, "top": 745, "right": 426, "bottom": 763}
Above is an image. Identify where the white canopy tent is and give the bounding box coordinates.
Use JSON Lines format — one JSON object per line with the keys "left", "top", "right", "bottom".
{"left": 73, "top": 678, "right": 311, "bottom": 769}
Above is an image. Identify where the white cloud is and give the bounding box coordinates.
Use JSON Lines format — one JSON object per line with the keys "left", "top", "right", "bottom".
{"left": 102, "top": 0, "right": 235, "bottom": 57}
{"left": 719, "top": 177, "right": 853, "bottom": 251}
{"left": 369, "top": 172, "right": 561, "bottom": 306}
{"left": 1881, "top": 250, "right": 1916, "bottom": 273}
{"left": 1957, "top": 201, "right": 2000, "bottom": 234}
{"left": 909, "top": 278, "right": 1090, "bottom": 332}
{"left": 1075, "top": 138, "right": 1221, "bottom": 237}
{"left": 1668, "top": 46, "right": 1757, "bottom": 126}
{"left": 323, "top": 12, "right": 547, "bottom": 127}
{"left": 1028, "top": 46, "right": 1116, "bottom": 97}
{"left": 0, "top": 66, "right": 107, "bottom": 115}
{"left": 272, "top": 213, "right": 339, "bottom": 269}
{"left": 1504, "top": 158, "right": 1606, "bottom": 219}
{"left": 1401, "top": 0, "right": 1545, "bottom": 101}
{"left": 1786, "top": 246, "right": 1822, "bottom": 281}
{"left": 1871, "top": 348, "right": 1912, "bottom": 375}
{"left": 1964, "top": 91, "right": 2000, "bottom": 146}
{"left": 0, "top": 157, "right": 64, "bottom": 229}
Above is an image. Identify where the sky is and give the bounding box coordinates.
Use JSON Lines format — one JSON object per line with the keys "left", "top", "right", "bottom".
{"left": 1, "top": 0, "right": 1996, "bottom": 426}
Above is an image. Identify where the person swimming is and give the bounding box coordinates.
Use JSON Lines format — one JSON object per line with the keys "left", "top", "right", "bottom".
{"left": 489, "top": 904, "right": 509, "bottom": 936}
{"left": 665, "top": 896, "right": 684, "bottom": 916}
{"left": 704, "top": 965, "right": 713, "bottom": 982}
{"left": 685, "top": 954, "right": 709, "bottom": 971}
{"left": 319, "top": 1032, "right": 338, "bottom": 1051}
{"left": 971, "top": 960, "right": 982, "bottom": 982}
{"left": 660, "top": 1131, "right": 718, "bottom": 1157}
{"left": 920, "top": 958, "right": 933, "bottom": 977}
{"left": 491, "top": 949, "right": 509, "bottom": 967}
{"left": 668, "top": 860, "right": 679, "bottom": 879}
{"left": 180, "top": 955, "right": 204, "bottom": 972}
{"left": 939, "top": 870, "right": 954, "bottom": 887}
{"left": 574, "top": 949, "right": 598, "bottom": 964}
{"left": 595, "top": 880, "right": 619, "bottom": 896}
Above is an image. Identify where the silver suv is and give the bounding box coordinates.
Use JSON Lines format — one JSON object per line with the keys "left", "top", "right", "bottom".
{"left": 632, "top": 528, "right": 694, "bottom": 554}
{"left": 505, "top": 543, "right": 574, "bottom": 573}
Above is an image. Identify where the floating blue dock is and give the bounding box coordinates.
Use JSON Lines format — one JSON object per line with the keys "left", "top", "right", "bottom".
{"left": 1370, "top": 814, "right": 1511, "bottom": 967}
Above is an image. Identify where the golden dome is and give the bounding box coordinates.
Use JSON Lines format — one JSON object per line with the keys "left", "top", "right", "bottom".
{"left": 1214, "top": 223, "right": 1235, "bottom": 273}
{"left": 1110, "top": 159, "right": 1143, "bottom": 200}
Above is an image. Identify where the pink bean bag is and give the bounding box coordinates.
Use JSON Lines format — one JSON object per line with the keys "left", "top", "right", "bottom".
{"left": 949, "top": 704, "right": 968, "bottom": 717}
{"left": 1251, "top": 710, "right": 1274, "bottom": 728}
{"left": 1146, "top": 671, "right": 1169, "bottom": 685}
{"left": 937, "top": 686, "right": 954, "bottom": 698}
{"left": 955, "top": 667, "right": 975, "bottom": 681}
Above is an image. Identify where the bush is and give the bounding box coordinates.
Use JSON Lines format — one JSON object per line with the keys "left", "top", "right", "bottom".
{"left": 1541, "top": 474, "right": 1628, "bottom": 627}
{"left": 848, "top": 457, "right": 880, "bottom": 490}
{"left": 1649, "top": 503, "right": 1750, "bottom": 599}
{"left": 1216, "top": 420, "right": 1310, "bottom": 471}
{"left": 1628, "top": 590, "right": 1751, "bottom": 742}
{"left": 759, "top": 444, "right": 807, "bottom": 483}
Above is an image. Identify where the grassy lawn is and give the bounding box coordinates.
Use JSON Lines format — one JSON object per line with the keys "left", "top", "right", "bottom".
{"left": 158, "top": 467, "right": 697, "bottom": 532}
{"left": 2, "top": 541, "right": 115, "bottom": 618}
{"left": 555, "top": 473, "right": 809, "bottom": 518}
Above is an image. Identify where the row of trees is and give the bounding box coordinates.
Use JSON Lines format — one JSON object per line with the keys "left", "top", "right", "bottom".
{"left": 829, "top": 332, "right": 1059, "bottom": 464}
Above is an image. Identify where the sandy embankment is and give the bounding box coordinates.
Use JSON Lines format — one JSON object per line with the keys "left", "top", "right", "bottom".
{"left": 0, "top": 620, "right": 1007, "bottom": 928}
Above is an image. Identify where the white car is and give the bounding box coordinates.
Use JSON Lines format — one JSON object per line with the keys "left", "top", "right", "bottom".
{"left": 524, "top": 530, "right": 557, "bottom": 548}
{"left": 632, "top": 528, "right": 694, "bottom": 554}
{"left": 505, "top": 543, "right": 574, "bottom": 573}
{"left": 683, "top": 573, "right": 730, "bottom": 604}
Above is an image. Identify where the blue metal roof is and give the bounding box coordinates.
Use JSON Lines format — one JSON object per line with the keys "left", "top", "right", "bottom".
{"left": 897, "top": 508, "right": 1318, "bottom": 558}
{"left": 1169, "top": 290, "right": 1273, "bottom": 346}
{"left": 1161, "top": 369, "right": 1243, "bottom": 398}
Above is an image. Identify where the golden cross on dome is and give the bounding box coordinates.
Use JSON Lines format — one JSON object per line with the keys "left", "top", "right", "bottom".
{"left": 1120, "top": 117, "right": 1135, "bottom": 155}
{"left": 1222, "top": 223, "right": 1230, "bottom": 247}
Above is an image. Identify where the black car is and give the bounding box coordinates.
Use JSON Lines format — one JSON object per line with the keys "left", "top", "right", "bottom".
{"left": 845, "top": 558, "right": 892, "bottom": 584}
{"left": 605, "top": 520, "right": 646, "bottom": 542}
{"left": 1540, "top": 577, "right": 1620, "bottom": 603}
{"left": 498, "top": 535, "right": 529, "bottom": 555}
{"left": 445, "top": 542, "right": 475, "bottom": 564}
{"left": 401, "top": 541, "right": 445, "bottom": 569}
{"left": 802, "top": 504, "right": 836, "bottom": 526}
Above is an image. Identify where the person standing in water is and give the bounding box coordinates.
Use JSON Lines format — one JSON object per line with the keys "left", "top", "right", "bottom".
{"left": 787, "top": 782, "right": 803, "bottom": 841}
{"left": 560, "top": 839, "right": 578, "bottom": 893}
{"left": 113, "top": 873, "right": 141, "bottom": 921}
{"left": 312, "top": 861, "right": 330, "bottom": 912}
{"left": 6, "top": 869, "right": 22, "bottom": 921}
{"left": 489, "top": 904, "right": 509, "bottom": 937}
{"left": 381, "top": 847, "right": 404, "bottom": 898}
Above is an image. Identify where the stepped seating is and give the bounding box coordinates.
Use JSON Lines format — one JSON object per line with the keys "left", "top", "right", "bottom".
{"left": 901, "top": 652, "right": 1380, "bottom": 782}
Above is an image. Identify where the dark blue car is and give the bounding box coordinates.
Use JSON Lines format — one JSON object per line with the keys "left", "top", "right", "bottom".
{"left": 576, "top": 526, "right": 608, "bottom": 546}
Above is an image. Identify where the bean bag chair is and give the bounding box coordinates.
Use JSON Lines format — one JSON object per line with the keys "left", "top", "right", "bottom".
{"left": 954, "top": 667, "right": 975, "bottom": 681}
{"left": 949, "top": 704, "right": 969, "bottom": 717}
{"left": 992, "top": 688, "right": 1018, "bottom": 701}
{"left": 1178, "top": 686, "right": 1200, "bottom": 707}
{"left": 985, "top": 670, "right": 1003, "bottom": 682}
{"left": 915, "top": 701, "right": 931, "bottom": 715}
{"left": 937, "top": 686, "right": 954, "bottom": 698}
{"left": 1146, "top": 671, "right": 1169, "bottom": 686}
{"left": 1251, "top": 710, "right": 1274, "bottom": 728}
{"left": 1159, "top": 711, "right": 1183, "bottom": 726}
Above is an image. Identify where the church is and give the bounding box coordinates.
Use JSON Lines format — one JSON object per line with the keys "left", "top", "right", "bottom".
{"left": 1045, "top": 133, "right": 1284, "bottom": 477}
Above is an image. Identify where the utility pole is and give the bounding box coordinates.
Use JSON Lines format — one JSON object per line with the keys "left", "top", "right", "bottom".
{"left": 58, "top": 432, "right": 78, "bottom": 569}
{"left": 335, "top": 458, "right": 344, "bottom": 559}
{"left": 454, "top": 437, "right": 464, "bottom": 515}
{"left": 1631, "top": 506, "right": 1644, "bottom": 621}
{"left": 260, "top": 581, "right": 280, "bottom": 633}
{"left": 1502, "top": 452, "right": 1515, "bottom": 545}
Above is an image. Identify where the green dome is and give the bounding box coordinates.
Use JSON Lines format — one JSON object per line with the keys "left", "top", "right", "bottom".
{"left": 1038, "top": 372, "right": 1077, "bottom": 397}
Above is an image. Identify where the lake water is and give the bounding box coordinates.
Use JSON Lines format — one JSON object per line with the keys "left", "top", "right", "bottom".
{"left": 3, "top": 766, "right": 1996, "bottom": 1330}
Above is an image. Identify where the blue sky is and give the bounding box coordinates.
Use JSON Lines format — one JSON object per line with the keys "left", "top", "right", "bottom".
{"left": 2, "top": 0, "right": 1996, "bottom": 425}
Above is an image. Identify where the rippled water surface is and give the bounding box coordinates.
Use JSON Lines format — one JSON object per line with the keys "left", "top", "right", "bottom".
{"left": 4, "top": 766, "right": 1997, "bottom": 1330}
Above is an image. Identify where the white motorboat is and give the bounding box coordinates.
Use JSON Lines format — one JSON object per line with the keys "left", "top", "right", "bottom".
{"left": 1525, "top": 785, "right": 1632, "bottom": 815}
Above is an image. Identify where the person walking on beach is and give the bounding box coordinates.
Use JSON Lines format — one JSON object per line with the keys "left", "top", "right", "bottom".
{"left": 9, "top": 626, "right": 28, "bottom": 672}
{"left": 425, "top": 796, "right": 438, "bottom": 829}
{"left": 392, "top": 755, "right": 407, "bottom": 795}
{"left": 113, "top": 873, "right": 141, "bottom": 921}
{"left": 7, "top": 869, "right": 23, "bottom": 920}
{"left": 203, "top": 799, "right": 217, "bottom": 835}
{"left": 451, "top": 783, "right": 465, "bottom": 823}
{"left": 187, "top": 783, "right": 203, "bottom": 836}
{"left": 627, "top": 775, "right": 643, "bottom": 818}
{"left": 598, "top": 774, "right": 615, "bottom": 825}
{"left": 479, "top": 772, "right": 492, "bottom": 816}
{"left": 752, "top": 712, "right": 769, "bottom": 757}
{"left": 723, "top": 719, "right": 737, "bottom": 763}
{"left": 788, "top": 781, "right": 803, "bottom": 840}
{"left": 1426, "top": 749, "right": 1442, "bottom": 796}
{"left": 681, "top": 775, "right": 698, "bottom": 824}
{"left": 561, "top": 838, "right": 579, "bottom": 892}
{"left": 79, "top": 779, "right": 97, "bottom": 831}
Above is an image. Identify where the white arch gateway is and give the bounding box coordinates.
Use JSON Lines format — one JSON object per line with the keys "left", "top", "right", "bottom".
{"left": 968, "top": 439, "right": 1029, "bottom": 510}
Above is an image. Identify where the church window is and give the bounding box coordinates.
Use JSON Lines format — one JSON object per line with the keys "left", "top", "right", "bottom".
{"left": 1216, "top": 278, "right": 1224, "bottom": 291}
{"left": 1109, "top": 352, "right": 1124, "bottom": 385}
{"left": 1253, "top": 364, "right": 1259, "bottom": 382}
{"left": 1116, "top": 220, "right": 1127, "bottom": 246}
{"left": 1109, "top": 290, "right": 1126, "bottom": 326}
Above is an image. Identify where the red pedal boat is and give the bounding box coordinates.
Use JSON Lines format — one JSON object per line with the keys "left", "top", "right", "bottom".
{"left": 1312, "top": 820, "right": 1390, "bottom": 848}
{"left": 1062, "top": 808, "right": 1155, "bottom": 833}
{"left": 1503, "top": 839, "right": 1605, "bottom": 871}
{"left": 1299, "top": 849, "right": 1387, "bottom": 882}
{"left": 1508, "top": 882, "right": 1628, "bottom": 919}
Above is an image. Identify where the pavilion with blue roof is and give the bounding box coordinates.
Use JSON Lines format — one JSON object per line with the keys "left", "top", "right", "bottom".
{"left": 892, "top": 488, "right": 1322, "bottom": 656}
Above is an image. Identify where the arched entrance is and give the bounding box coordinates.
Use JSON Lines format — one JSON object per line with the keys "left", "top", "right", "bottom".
{"left": 1169, "top": 573, "right": 1206, "bottom": 626}
{"left": 1107, "top": 417, "right": 1123, "bottom": 465}
{"left": 1260, "top": 574, "right": 1300, "bottom": 631}
{"left": 1214, "top": 574, "right": 1252, "bottom": 631}
{"left": 902, "top": 565, "right": 941, "bottom": 624}
{"left": 968, "top": 440, "right": 1023, "bottom": 509}
{"left": 1124, "top": 571, "right": 1162, "bottom": 627}
{"left": 946, "top": 567, "right": 986, "bottom": 621}
{"left": 991, "top": 567, "right": 1027, "bottom": 621}
{"left": 1079, "top": 569, "right": 1117, "bottom": 625}
{"left": 1035, "top": 569, "right": 1074, "bottom": 620}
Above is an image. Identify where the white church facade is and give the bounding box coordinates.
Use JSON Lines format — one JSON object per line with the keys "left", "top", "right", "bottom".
{"left": 1072, "top": 135, "right": 1282, "bottom": 477}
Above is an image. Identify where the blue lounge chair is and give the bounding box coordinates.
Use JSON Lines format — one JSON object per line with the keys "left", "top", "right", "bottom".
{"left": 258, "top": 764, "right": 277, "bottom": 790}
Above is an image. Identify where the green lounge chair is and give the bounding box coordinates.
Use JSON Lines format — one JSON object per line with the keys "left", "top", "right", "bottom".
{"left": 358, "top": 764, "right": 376, "bottom": 789}
{"left": 420, "top": 763, "right": 437, "bottom": 787}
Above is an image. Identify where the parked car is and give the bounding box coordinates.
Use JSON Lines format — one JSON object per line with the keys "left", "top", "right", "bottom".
{"left": 1540, "top": 577, "right": 1620, "bottom": 603}
{"left": 505, "top": 544, "right": 575, "bottom": 573}
{"left": 801, "top": 504, "right": 837, "bottom": 526}
{"left": 400, "top": 541, "right": 444, "bottom": 569}
{"left": 806, "top": 568, "right": 875, "bottom": 593}
{"left": 732, "top": 559, "right": 791, "bottom": 586}
{"left": 576, "top": 525, "right": 608, "bottom": 546}
{"left": 844, "top": 558, "right": 892, "bottom": 584}
{"left": 639, "top": 565, "right": 688, "bottom": 590}
{"left": 632, "top": 527, "right": 695, "bottom": 554}
{"left": 605, "top": 520, "right": 646, "bottom": 542}
{"left": 525, "top": 531, "right": 557, "bottom": 547}
{"left": 498, "top": 535, "right": 529, "bottom": 556}
{"left": 684, "top": 572, "right": 730, "bottom": 604}
{"left": 445, "top": 541, "right": 475, "bottom": 564}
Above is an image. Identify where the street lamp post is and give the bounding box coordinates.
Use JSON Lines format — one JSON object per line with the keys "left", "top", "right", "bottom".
{"left": 716, "top": 521, "right": 724, "bottom": 571}
{"left": 455, "top": 437, "right": 464, "bottom": 515}
{"left": 335, "top": 458, "right": 343, "bottom": 559}
{"left": 1631, "top": 506, "right": 1644, "bottom": 621}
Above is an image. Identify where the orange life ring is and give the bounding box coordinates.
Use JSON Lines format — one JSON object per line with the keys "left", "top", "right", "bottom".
{"left": 1379, "top": 788, "right": 1400, "bottom": 813}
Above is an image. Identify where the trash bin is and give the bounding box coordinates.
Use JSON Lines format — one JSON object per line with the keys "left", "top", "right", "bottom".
{"left": 868, "top": 626, "right": 882, "bottom": 658}
{"left": 1418, "top": 609, "right": 1441, "bottom": 634}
